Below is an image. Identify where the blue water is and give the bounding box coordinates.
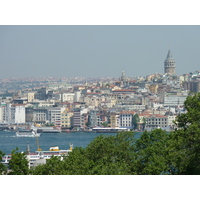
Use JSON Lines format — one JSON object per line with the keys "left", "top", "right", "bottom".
{"left": 0, "top": 131, "right": 142, "bottom": 154}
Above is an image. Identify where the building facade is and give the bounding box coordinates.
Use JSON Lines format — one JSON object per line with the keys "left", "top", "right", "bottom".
{"left": 120, "top": 111, "right": 134, "bottom": 128}
{"left": 164, "top": 95, "right": 187, "bottom": 107}
{"left": 5, "top": 104, "right": 26, "bottom": 124}
{"left": 61, "top": 109, "right": 74, "bottom": 129}
{"left": 145, "top": 114, "right": 168, "bottom": 129}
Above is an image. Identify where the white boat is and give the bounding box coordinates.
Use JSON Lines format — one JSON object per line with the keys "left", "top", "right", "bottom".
{"left": 16, "top": 129, "right": 41, "bottom": 137}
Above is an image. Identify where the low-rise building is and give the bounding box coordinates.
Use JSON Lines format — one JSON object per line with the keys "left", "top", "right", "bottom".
{"left": 120, "top": 111, "right": 135, "bottom": 128}
{"left": 61, "top": 93, "right": 75, "bottom": 103}
{"left": 164, "top": 95, "right": 187, "bottom": 107}
{"left": 27, "top": 92, "right": 35, "bottom": 102}
{"left": 61, "top": 109, "right": 74, "bottom": 129}
{"left": 145, "top": 114, "right": 168, "bottom": 129}
{"left": 110, "top": 113, "right": 120, "bottom": 127}
{"left": 73, "top": 108, "right": 88, "bottom": 128}
{"left": 47, "top": 107, "right": 65, "bottom": 127}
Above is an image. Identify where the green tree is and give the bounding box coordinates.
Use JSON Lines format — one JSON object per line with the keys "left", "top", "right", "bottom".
{"left": 142, "top": 117, "right": 146, "bottom": 130}
{"left": 32, "top": 147, "right": 92, "bottom": 175}
{"left": 61, "top": 147, "right": 92, "bottom": 175}
{"left": 132, "top": 114, "right": 140, "bottom": 129}
{"left": 85, "top": 121, "right": 91, "bottom": 127}
{"left": 8, "top": 148, "right": 30, "bottom": 175}
{"left": 0, "top": 150, "right": 7, "bottom": 174}
{"left": 32, "top": 131, "right": 137, "bottom": 175}
{"left": 85, "top": 131, "right": 136, "bottom": 174}
{"left": 133, "top": 129, "right": 171, "bottom": 175}
{"left": 101, "top": 122, "right": 108, "bottom": 127}
{"left": 44, "top": 123, "right": 55, "bottom": 127}
{"left": 169, "top": 92, "right": 200, "bottom": 174}
{"left": 32, "top": 155, "right": 65, "bottom": 175}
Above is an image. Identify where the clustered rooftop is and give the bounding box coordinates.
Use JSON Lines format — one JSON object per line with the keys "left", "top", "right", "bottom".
{"left": 0, "top": 50, "right": 199, "bottom": 132}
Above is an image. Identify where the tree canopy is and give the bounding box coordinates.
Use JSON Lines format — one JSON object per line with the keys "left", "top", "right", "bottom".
{"left": 169, "top": 92, "right": 200, "bottom": 174}
{"left": 0, "top": 150, "right": 7, "bottom": 174}
{"left": 8, "top": 148, "right": 29, "bottom": 175}
{"left": 132, "top": 114, "right": 140, "bottom": 129}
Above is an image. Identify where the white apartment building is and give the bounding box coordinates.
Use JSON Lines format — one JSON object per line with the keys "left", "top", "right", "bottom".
{"left": 167, "top": 114, "right": 177, "bottom": 127}
{"left": 74, "top": 91, "right": 81, "bottom": 102}
{"left": 164, "top": 95, "right": 187, "bottom": 107}
{"left": 0, "top": 106, "right": 5, "bottom": 123}
{"left": 120, "top": 111, "right": 135, "bottom": 128}
{"left": 46, "top": 107, "right": 66, "bottom": 127}
{"left": 61, "top": 93, "right": 75, "bottom": 103}
{"left": 5, "top": 103, "right": 26, "bottom": 124}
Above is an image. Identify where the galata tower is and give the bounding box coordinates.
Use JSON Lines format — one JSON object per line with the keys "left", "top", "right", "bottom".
{"left": 164, "top": 49, "right": 176, "bottom": 75}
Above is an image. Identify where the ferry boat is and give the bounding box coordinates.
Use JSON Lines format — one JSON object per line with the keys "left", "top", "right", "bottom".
{"left": 92, "top": 127, "right": 130, "bottom": 133}
{"left": 36, "top": 127, "right": 61, "bottom": 133}
{"left": 16, "top": 128, "right": 41, "bottom": 137}
{"left": 1, "top": 144, "right": 73, "bottom": 168}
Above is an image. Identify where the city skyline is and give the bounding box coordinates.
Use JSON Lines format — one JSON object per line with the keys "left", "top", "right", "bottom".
{"left": 1, "top": 25, "right": 200, "bottom": 79}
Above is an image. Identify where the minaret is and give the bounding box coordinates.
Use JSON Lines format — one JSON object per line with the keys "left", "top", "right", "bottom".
{"left": 164, "top": 49, "right": 176, "bottom": 75}
{"left": 120, "top": 70, "right": 126, "bottom": 82}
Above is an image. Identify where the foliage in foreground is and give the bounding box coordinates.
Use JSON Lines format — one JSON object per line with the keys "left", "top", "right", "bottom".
{"left": 31, "top": 130, "right": 172, "bottom": 175}
{"left": 169, "top": 92, "right": 200, "bottom": 174}
{"left": 8, "top": 148, "right": 30, "bottom": 175}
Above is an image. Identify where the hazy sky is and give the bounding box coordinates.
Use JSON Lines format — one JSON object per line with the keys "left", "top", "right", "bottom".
{"left": 1, "top": 25, "right": 200, "bottom": 79}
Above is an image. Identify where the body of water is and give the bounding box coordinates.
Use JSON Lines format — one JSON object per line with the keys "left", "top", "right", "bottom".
{"left": 0, "top": 131, "right": 142, "bottom": 154}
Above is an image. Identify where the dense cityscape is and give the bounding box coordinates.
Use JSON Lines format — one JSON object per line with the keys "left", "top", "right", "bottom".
{"left": 0, "top": 49, "right": 199, "bottom": 132}
{"left": 1, "top": 6, "right": 200, "bottom": 199}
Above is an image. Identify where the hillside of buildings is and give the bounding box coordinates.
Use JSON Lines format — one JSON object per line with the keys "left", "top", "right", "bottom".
{"left": 1, "top": 69, "right": 200, "bottom": 132}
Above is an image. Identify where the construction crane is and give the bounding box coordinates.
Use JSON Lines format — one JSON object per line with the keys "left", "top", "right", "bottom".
{"left": 36, "top": 135, "right": 42, "bottom": 151}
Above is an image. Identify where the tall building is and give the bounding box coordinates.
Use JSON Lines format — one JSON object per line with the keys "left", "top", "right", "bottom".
{"left": 164, "top": 49, "right": 176, "bottom": 75}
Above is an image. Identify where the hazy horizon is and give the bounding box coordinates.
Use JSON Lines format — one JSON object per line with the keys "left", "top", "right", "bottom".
{"left": 1, "top": 25, "right": 200, "bottom": 79}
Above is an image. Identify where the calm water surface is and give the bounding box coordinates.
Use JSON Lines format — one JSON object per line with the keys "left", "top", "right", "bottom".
{"left": 0, "top": 130, "right": 142, "bottom": 154}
